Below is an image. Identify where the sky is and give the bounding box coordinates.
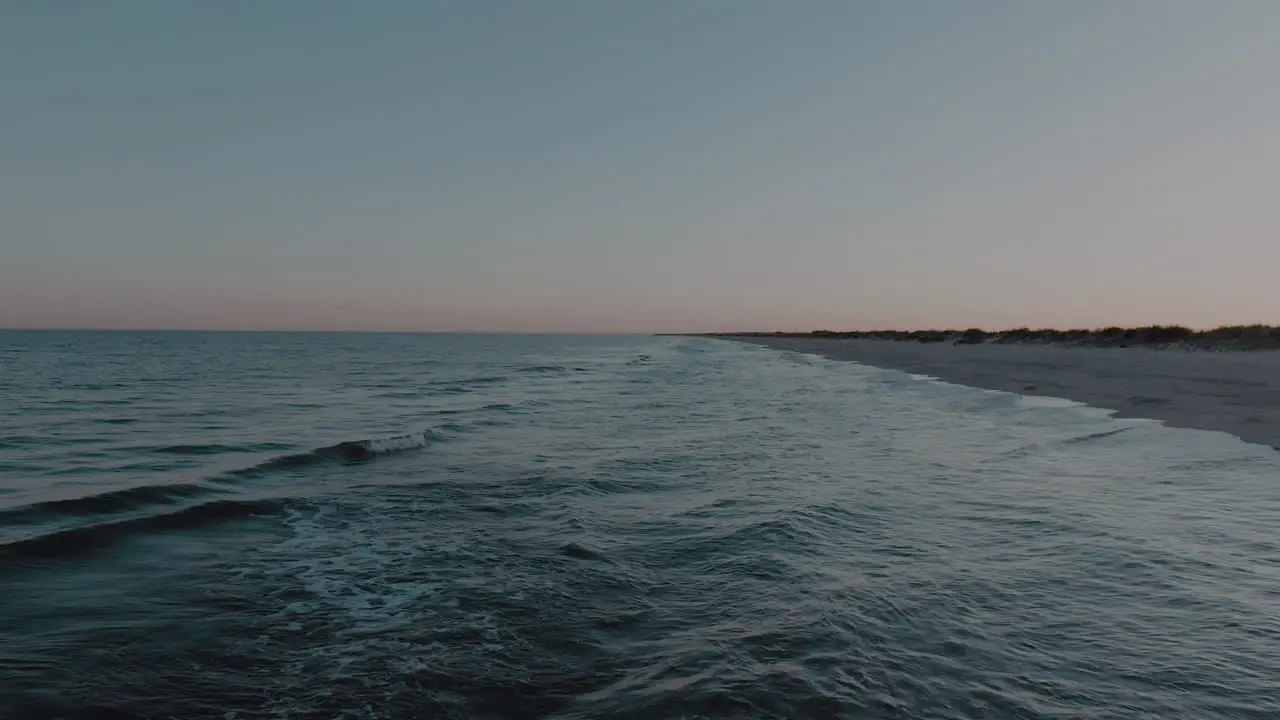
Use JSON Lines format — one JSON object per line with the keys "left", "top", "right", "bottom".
{"left": 2, "top": 1, "right": 1278, "bottom": 333}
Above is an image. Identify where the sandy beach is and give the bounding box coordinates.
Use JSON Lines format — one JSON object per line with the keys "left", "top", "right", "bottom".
{"left": 722, "top": 336, "right": 1280, "bottom": 450}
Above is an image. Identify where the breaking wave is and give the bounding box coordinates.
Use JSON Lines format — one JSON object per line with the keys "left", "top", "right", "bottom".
{"left": 0, "top": 429, "right": 447, "bottom": 566}
{"left": 225, "top": 429, "right": 445, "bottom": 478}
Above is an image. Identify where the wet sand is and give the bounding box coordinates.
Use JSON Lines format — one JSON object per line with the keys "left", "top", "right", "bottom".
{"left": 722, "top": 337, "right": 1280, "bottom": 450}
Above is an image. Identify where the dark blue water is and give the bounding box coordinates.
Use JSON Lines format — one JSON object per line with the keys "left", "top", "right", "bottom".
{"left": 2, "top": 332, "right": 1278, "bottom": 719}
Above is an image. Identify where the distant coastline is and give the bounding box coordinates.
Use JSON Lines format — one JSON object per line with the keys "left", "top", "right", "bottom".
{"left": 705, "top": 331, "right": 1280, "bottom": 449}
{"left": 687, "top": 325, "right": 1280, "bottom": 351}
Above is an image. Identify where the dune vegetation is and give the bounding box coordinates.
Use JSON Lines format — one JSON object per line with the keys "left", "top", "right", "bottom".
{"left": 711, "top": 325, "right": 1280, "bottom": 350}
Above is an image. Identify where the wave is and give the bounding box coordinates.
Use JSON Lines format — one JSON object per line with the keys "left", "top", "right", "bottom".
{"left": 0, "top": 483, "right": 217, "bottom": 525}
{"left": 431, "top": 374, "right": 508, "bottom": 386}
{"left": 559, "top": 541, "right": 611, "bottom": 562}
{"left": 1061, "top": 426, "right": 1135, "bottom": 445}
{"left": 518, "top": 365, "right": 568, "bottom": 373}
{"left": 136, "top": 442, "right": 295, "bottom": 456}
{"left": 0, "top": 435, "right": 40, "bottom": 449}
{"left": 225, "top": 430, "right": 443, "bottom": 478}
{"left": 361, "top": 431, "right": 437, "bottom": 454}
{"left": 0, "top": 429, "right": 447, "bottom": 565}
{"left": 0, "top": 498, "right": 286, "bottom": 564}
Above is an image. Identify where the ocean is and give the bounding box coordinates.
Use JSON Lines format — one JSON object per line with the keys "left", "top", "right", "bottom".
{"left": 1, "top": 331, "right": 1278, "bottom": 719}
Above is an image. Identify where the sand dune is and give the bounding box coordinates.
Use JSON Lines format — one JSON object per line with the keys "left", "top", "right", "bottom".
{"left": 722, "top": 336, "right": 1280, "bottom": 450}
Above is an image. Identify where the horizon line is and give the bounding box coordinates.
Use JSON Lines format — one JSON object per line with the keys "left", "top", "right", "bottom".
{"left": 4, "top": 322, "right": 1276, "bottom": 335}
{"left": 0, "top": 327, "right": 662, "bottom": 335}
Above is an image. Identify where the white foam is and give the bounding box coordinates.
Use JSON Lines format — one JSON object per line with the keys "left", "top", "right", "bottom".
{"left": 1014, "top": 394, "right": 1084, "bottom": 409}
{"left": 363, "top": 431, "right": 433, "bottom": 454}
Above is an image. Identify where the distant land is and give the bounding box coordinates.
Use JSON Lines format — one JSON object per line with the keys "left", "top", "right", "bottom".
{"left": 684, "top": 325, "right": 1280, "bottom": 351}
{"left": 699, "top": 326, "right": 1280, "bottom": 448}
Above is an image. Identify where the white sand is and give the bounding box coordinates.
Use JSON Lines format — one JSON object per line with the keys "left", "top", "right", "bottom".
{"left": 725, "top": 337, "right": 1280, "bottom": 450}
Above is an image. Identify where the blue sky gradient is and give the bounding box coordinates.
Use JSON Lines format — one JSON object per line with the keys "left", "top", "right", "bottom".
{"left": 3, "top": 1, "right": 1277, "bottom": 331}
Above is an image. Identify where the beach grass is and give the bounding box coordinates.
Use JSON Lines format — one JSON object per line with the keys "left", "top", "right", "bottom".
{"left": 708, "top": 325, "right": 1280, "bottom": 350}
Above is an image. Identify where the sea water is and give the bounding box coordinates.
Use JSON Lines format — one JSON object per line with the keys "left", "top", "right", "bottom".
{"left": 2, "top": 332, "right": 1278, "bottom": 719}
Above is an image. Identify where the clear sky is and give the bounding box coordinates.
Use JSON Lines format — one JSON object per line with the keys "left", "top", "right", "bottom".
{"left": 3, "top": 1, "right": 1277, "bottom": 332}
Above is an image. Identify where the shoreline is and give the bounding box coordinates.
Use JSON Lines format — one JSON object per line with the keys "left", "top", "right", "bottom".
{"left": 712, "top": 336, "right": 1280, "bottom": 450}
